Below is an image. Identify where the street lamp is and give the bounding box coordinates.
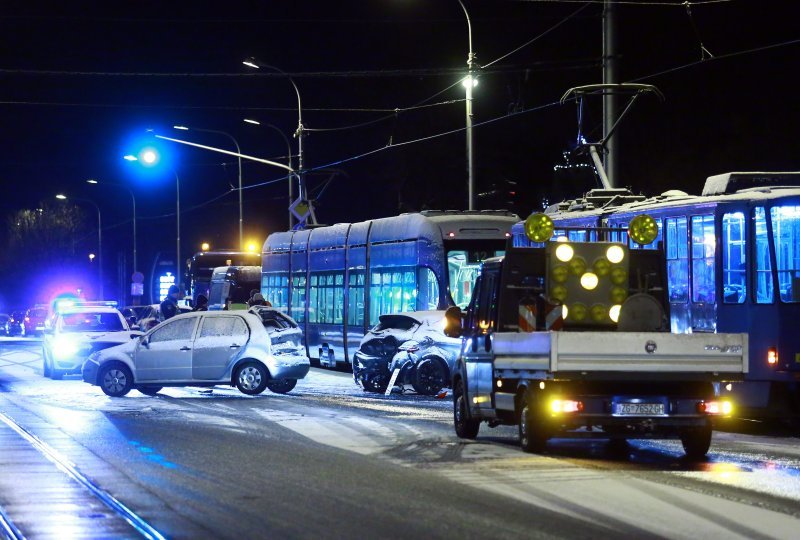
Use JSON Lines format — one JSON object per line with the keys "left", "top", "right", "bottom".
{"left": 456, "top": 0, "right": 477, "bottom": 211}
{"left": 87, "top": 179, "right": 137, "bottom": 300}
{"left": 56, "top": 194, "right": 103, "bottom": 299}
{"left": 173, "top": 125, "right": 244, "bottom": 249}
{"left": 123, "top": 154, "right": 181, "bottom": 289}
{"left": 243, "top": 118, "right": 295, "bottom": 228}
{"left": 242, "top": 58, "right": 314, "bottom": 226}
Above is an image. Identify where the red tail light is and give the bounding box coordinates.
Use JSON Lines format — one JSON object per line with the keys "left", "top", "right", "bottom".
{"left": 767, "top": 347, "right": 778, "bottom": 365}
{"left": 697, "top": 400, "right": 733, "bottom": 415}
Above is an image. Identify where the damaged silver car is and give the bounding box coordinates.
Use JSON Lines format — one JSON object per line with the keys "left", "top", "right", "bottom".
{"left": 352, "top": 311, "right": 461, "bottom": 395}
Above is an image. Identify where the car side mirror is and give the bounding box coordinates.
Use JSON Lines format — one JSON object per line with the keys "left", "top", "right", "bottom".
{"left": 443, "top": 306, "right": 463, "bottom": 338}
{"left": 140, "top": 335, "right": 150, "bottom": 348}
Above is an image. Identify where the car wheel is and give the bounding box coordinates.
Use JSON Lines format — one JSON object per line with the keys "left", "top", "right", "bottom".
{"left": 680, "top": 420, "right": 712, "bottom": 459}
{"left": 137, "top": 386, "right": 163, "bottom": 396}
{"left": 412, "top": 357, "right": 448, "bottom": 396}
{"left": 266, "top": 378, "right": 297, "bottom": 394}
{"left": 235, "top": 362, "right": 268, "bottom": 395}
{"left": 99, "top": 363, "right": 133, "bottom": 397}
{"left": 42, "top": 348, "right": 51, "bottom": 378}
{"left": 519, "top": 390, "right": 548, "bottom": 453}
{"left": 453, "top": 380, "right": 480, "bottom": 439}
{"left": 360, "top": 373, "right": 389, "bottom": 393}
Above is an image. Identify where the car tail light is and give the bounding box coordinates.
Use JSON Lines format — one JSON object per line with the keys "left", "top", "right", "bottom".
{"left": 25, "top": 317, "right": 30, "bottom": 322}
{"left": 550, "top": 399, "right": 583, "bottom": 414}
{"left": 767, "top": 347, "right": 778, "bottom": 366}
{"left": 697, "top": 400, "right": 733, "bottom": 415}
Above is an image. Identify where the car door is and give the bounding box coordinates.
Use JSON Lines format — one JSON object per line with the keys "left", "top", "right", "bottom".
{"left": 192, "top": 315, "right": 249, "bottom": 380}
{"left": 135, "top": 317, "right": 198, "bottom": 381}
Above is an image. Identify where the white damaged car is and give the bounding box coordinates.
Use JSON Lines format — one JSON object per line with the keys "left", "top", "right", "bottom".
{"left": 82, "top": 309, "right": 309, "bottom": 397}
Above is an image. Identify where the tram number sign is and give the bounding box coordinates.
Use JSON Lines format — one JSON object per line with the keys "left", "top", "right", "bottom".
{"left": 467, "top": 250, "right": 492, "bottom": 263}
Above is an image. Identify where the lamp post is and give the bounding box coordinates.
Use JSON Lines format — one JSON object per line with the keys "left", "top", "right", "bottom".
{"left": 173, "top": 125, "right": 244, "bottom": 249}
{"left": 87, "top": 179, "right": 137, "bottom": 301}
{"left": 243, "top": 58, "right": 314, "bottom": 226}
{"left": 243, "top": 118, "right": 295, "bottom": 228}
{"left": 456, "top": 0, "right": 477, "bottom": 211}
{"left": 56, "top": 194, "right": 103, "bottom": 299}
{"left": 123, "top": 154, "right": 181, "bottom": 290}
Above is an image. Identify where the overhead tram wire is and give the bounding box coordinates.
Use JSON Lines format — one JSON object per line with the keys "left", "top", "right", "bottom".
{"left": 513, "top": 0, "right": 734, "bottom": 6}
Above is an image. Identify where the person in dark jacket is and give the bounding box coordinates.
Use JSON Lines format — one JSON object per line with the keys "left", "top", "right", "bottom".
{"left": 192, "top": 294, "right": 208, "bottom": 311}
{"left": 248, "top": 292, "right": 268, "bottom": 307}
{"left": 160, "top": 285, "right": 180, "bottom": 320}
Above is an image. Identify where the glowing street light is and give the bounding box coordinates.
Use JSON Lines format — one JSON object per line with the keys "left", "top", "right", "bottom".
{"left": 123, "top": 150, "right": 181, "bottom": 286}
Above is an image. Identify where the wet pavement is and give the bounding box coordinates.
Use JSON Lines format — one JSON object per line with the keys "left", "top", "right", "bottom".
{"left": 1, "top": 340, "right": 799, "bottom": 539}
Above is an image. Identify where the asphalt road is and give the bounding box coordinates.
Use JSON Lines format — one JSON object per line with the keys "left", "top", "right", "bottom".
{"left": 1, "top": 339, "right": 799, "bottom": 539}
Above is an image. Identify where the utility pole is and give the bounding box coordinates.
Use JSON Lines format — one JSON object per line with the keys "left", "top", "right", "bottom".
{"left": 602, "top": 0, "right": 619, "bottom": 187}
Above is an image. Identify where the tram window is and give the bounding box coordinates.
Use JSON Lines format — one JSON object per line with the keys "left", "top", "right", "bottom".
{"left": 691, "top": 215, "right": 716, "bottom": 304}
{"left": 369, "top": 267, "right": 418, "bottom": 325}
{"left": 447, "top": 249, "right": 504, "bottom": 308}
{"left": 754, "top": 208, "right": 774, "bottom": 304}
{"left": 290, "top": 272, "right": 306, "bottom": 322}
{"left": 665, "top": 217, "right": 689, "bottom": 303}
{"left": 308, "top": 275, "right": 318, "bottom": 323}
{"left": 770, "top": 205, "right": 800, "bottom": 302}
{"left": 722, "top": 212, "right": 746, "bottom": 304}
{"left": 347, "top": 271, "right": 365, "bottom": 326}
{"left": 418, "top": 267, "right": 440, "bottom": 310}
{"left": 262, "top": 273, "right": 289, "bottom": 310}
{"left": 567, "top": 230, "right": 586, "bottom": 242}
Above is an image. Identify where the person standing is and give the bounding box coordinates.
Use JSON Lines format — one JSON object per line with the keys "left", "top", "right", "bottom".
{"left": 192, "top": 294, "right": 208, "bottom": 312}
{"left": 160, "top": 285, "right": 180, "bottom": 320}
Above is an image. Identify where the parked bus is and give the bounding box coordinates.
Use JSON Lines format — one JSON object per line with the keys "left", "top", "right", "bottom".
{"left": 511, "top": 171, "right": 800, "bottom": 418}
{"left": 188, "top": 251, "right": 261, "bottom": 303}
{"left": 208, "top": 266, "right": 261, "bottom": 310}
{"left": 261, "top": 210, "right": 519, "bottom": 368}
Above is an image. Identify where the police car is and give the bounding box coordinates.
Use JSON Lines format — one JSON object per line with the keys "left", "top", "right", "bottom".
{"left": 42, "top": 301, "right": 142, "bottom": 380}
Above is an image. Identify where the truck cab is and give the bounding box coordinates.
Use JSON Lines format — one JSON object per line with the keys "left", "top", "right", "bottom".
{"left": 446, "top": 214, "right": 747, "bottom": 458}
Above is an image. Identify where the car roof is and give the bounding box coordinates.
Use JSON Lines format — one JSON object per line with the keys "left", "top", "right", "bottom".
{"left": 378, "top": 310, "right": 446, "bottom": 324}
{"left": 59, "top": 306, "right": 122, "bottom": 315}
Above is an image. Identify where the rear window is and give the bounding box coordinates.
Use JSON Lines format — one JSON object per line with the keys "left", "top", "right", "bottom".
{"left": 30, "top": 309, "right": 48, "bottom": 318}
{"left": 373, "top": 315, "right": 419, "bottom": 332}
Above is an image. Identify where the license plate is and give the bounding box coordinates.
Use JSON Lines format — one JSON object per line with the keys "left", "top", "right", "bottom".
{"left": 613, "top": 403, "right": 665, "bottom": 416}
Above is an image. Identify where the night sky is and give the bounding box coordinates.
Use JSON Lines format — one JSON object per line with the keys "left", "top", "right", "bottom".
{"left": 1, "top": 0, "right": 798, "bottom": 306}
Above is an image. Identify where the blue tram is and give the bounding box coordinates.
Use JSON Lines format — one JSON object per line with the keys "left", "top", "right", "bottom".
{"left": 512, "top": 172, "right": 800, "bottom": 417}
{"left": 261, "top": 210, "right": 519, "bottom": 368}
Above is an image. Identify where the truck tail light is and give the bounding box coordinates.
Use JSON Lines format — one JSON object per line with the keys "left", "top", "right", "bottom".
{"left": 550, "top": 399, "right": 583, "bottom": 414}
{"left": 697, "top": 400, "right": 733, "bottom": 415}
{"left": 767, "top": 347, "right": 778, "bottom": 366}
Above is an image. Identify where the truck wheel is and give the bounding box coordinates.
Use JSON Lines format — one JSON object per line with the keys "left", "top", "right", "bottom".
{"left": 453, "top": 380, "right": 480, "bottom": 439}
{"left": 519, "top": 393, "right": 548, "bottom": 453}
{"left": 680, "top": 420, "right": 712, "bottom": 459}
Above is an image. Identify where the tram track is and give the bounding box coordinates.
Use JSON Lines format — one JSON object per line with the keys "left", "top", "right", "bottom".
{"left": 0, "top": 411, "right": 166, "bottom": 540}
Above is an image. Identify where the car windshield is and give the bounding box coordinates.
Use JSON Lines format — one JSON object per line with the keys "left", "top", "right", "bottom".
{"left": 60, "top": 312, "right": 125, "bottom": 332}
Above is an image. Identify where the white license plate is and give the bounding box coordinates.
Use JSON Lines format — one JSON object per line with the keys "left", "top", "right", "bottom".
{"left": 613, "top": 403, "right": 665, "bottom": 416}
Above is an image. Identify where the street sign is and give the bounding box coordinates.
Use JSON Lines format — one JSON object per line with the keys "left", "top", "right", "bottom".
{"left": 131, "top": 271, "right": 144, "bottom": 283}
{"left": 289, "top": 197, "right": 311, "bottom": 221}
{"left": 131, "top": 282, "right": 144, "bottom": 296}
